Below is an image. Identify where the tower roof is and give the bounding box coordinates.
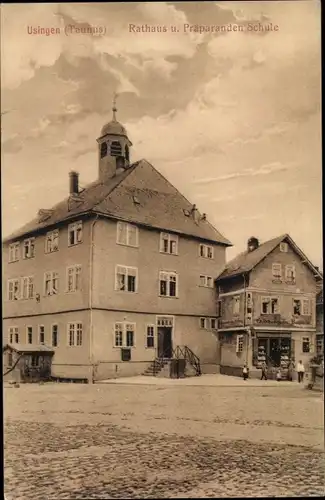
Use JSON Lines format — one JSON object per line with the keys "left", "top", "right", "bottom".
{"left": 99, "top": 92, "right": 129, "bottom": 139}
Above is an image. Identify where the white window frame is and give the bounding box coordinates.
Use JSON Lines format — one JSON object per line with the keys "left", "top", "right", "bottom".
{"left": 261, "top": 296, "right": 279, "bottom": 314}
{"left": 51, "top": 324, "right": 59, "bottom": 347}
{"left": 45, "top": 230, "right": 59, "bottom": 253}
{"left": 66, "top": 265, "right": 81, "bottom": 293}
{"left": 199, "top": 275, "right": 213, "bottom": 288}
{"left": 200, "top": 317, "right": 208, "bottom": 329}
{"left": 285, "top": 264, "right": 296, "bottom": 283}
{"left": 27, "top": 326, "right": 33, "bottom": 345}
{"left": 44, "top": 271, "right": 59, "bottom": 296}
{"left": 146, "top": 324, "right": 155, "bottom": 348}
{"left": 21, "top": 276, "right": 34, "bottom": 300}
{"left": 199, "top": 243, "right": 214, "bottom": 259}
{"left": 39, "top": 325, "right": 45, "bottom": 345}
{"left": 9, "top": 242, "right": 20, "bottom": 263}
{"left": 9, "top": 326, "right": 19, "bottom": 344}
{"left": 233, "top": 295, "right": 240, "bottom": 315}
{"left": 116, "top": 221, "right": 139, "bottom": 247}
{"left": 67, "top": 322, "right": 83, "bottom": 346}
{"left": 113, "top": 322, "right": 136, "bottom": 347}
{"left": 23, "top": 238, "right": 35, "bottom": 259}
{"left": 68, "top": 221, "right": 83, "bottom": 247}
{"left": 8, "top": 279, "right": 20, "bottom": 301}
{"left": 293, "top": 298, "right": 301, "bottom": 316}
{"left": 160, "top": 232, "right": 178, "bottom": 255}
{"left": 280, "top": 242, "right": 288, "bottom": 253}
{"left": 115, "top": 265, "right": 138, "bottom": 293}
{"left": 159, "top": 271, "right": 178, "bottom": 298}
{"left": 236, "top": 335, "right": 244, "bottom": 353}
{"left": 272, "top": 263, "right": 282, "bottom": 280}
{"left": 302, "top": 298, "right": 311, "bottom": 316}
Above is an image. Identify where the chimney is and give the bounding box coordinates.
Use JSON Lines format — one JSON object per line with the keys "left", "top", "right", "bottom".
{"left": 247, "top": 236, "right": 259, "bottom": 252}
{"left": 69, "top": 171, "right": 79, "bottom": 195}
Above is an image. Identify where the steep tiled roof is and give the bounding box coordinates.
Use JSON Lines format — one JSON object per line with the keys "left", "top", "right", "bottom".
{"left": 217, "top": 234, "right": 322, "bottom": 281}
{"left": 3, "top": 343, "right": 54, "bottom": 353}
{"left": 217, "top": 235, "right": 286, "bottom": 280}
{"left": 3, "top": 160, "right": 231, "bottom": 246}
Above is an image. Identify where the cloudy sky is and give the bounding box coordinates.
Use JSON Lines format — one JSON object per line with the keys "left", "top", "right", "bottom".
{"left": 1, "top": 1, "right": 322, "bottom": 267}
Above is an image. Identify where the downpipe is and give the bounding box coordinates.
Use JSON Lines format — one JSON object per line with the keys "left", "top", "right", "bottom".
{"left": 89, "top": 215, "right": 99, "bottom": 383}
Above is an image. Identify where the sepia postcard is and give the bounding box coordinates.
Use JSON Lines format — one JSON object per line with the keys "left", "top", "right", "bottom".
{"left": 1, "top": 1, "right": 324, "bottom": 499}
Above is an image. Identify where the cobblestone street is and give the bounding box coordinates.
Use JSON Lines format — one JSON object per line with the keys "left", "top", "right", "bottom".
{"left": 4, "top": 379, "right": 325, "bottom": 499}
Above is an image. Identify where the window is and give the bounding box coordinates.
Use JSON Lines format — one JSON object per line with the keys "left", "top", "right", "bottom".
{"left": 261, "top": 297, "right": 279, "bottom": 314}
{"left": 9, "top": 242, "right": 20, "bottom": 263}
{"left": 67, "top": 266, "right": 81, "bottom": 292}
{"left": 68, "top": 221, "right": 82, "bottom": 246}
{"left": 302, "top": 299, "right": 310, "bottom": 316}
{"left": 233, "top": 296, "right": 240, "bottom": 315}
{"left": 114, "top": 322, "right": 136, "bottom": 347}
{"left": 68, "top": 322, "right": 83, "bottom": 346}
{"left": 39, "top": 326, "right": 45, "bottom": 344}
{"left": 236, "top": 335, "right": 244, "bottom": 353}
{"left": 200, "top": 317, "right": 208, "bottom": 329}
{"left": 302, "top": 337, "right": 310, "bottom": 353}
{"left": 210, "top": 318, "right": 217, "bottom": 329}
{"left": 272, "top": 263, "right": 282, "bottom": 280}
{"left": 52, "top": 325, "right": 58, "bottom": 347}
{"left": 316, "top": 335, "right": 323, "bottom": 354}
{"left": 8, "top": 279, "right": 20, "bottom": 301}
{"left": 293, "top": 299, "right": 301, "bottom": 316}
{"left": 146, "top": 325, "right": 155, "bottom": 348}
{"left": 114, "top": 323, "right": 123, "bottom": 347}
{"left": 45, "top": 230, "right": 59, "bottom": 253}
{"left": 100, "top": 142, "right": 107, "bottom": 158}
{"left": 280, "top": 242, "right": 288, "bottom": 252}
{"left": 116, "top": 222, "right": 138, "bottom": 247}
{"left": 31, "top": 355, "right": 39, "bottom": 367}
{"left": 285, "top": 265, "right": 296, "bottom": 283}
{"left": 160, "top": 233, "right": 178, "bottom": 255}
{"left": 110, "top": 141, "right": 122, "bottom": 156}
{"left": 126, "top": 324, "right": 135, "bottom": 347}
{"left": 27, "top": 326, "right": 33, "bottom": 344}
{"left": 199, "top": 244, "right": 214, "bottom": 259}
{"left": 44, "top": 271, "right": 59, "bottom": 296}
{"left": 115, "top": 265, "right": 137, "bottom": 292}
{"left": 21, "top": 276, "right": 34, "bottom": 299}
{"left": 199, "top": 275, "right": 213, "bottom": 288}
{"left": 23, "top": 238, "right": 35, "bottom": 259}
{"left": 159, "top": 271, "right": 178, "bottom": 297}
{"left": 217, "top": 300, "right": 222, "bottom": 318}
{"left": 9, "top": 327, "right": 19, "bottom": 344}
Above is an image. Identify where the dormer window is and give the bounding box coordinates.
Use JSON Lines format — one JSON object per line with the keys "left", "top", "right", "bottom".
{"left": 68, "top": 221, "right": 83, "bottom": 246}
{"left": 280, "top": 242, "right": 288, "bottom": 253}
{"left": 111, "top": 141, "right": 122, "bottom": 156}
{"left": 23, "top": 238, "right": 35, "bottom": 259}
{"left": 100, "top": 142, "right": 108, "bottom": 158}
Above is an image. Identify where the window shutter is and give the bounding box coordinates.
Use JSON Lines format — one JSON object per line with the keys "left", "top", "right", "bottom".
{"left": 236, "top": 335, "right": 240, "bottom": 353}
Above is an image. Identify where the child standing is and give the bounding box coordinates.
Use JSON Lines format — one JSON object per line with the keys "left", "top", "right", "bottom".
{"left": 243, "top": 364, "right": 249, "bottom": 381}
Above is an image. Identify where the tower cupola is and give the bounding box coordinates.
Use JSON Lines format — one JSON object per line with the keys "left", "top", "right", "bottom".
{"left": 97, "top": 93, "right": 132, "bottom": 182}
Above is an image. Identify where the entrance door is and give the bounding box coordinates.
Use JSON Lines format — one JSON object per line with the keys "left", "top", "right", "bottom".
{"left": 270, "top": 338, "right": 281, "bottom": 366}
{"left": 157, "top": 327, "right": 172, "bottom": 358}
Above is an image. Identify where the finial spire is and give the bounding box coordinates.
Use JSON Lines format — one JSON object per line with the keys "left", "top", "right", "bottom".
{"left": 112, "top": 92, "right": 118, "bottom": 121}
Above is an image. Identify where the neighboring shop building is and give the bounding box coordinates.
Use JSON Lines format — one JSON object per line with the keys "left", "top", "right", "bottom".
{"left": 215, "top": 235, "right": 322, "bottom": 378}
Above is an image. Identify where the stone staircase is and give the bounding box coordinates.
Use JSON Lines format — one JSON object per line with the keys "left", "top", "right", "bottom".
{"left": 143, "top": 357, "right": 170, "bottom": 377}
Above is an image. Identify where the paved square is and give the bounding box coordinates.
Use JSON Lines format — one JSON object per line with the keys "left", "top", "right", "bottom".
{"left": 4, "top": 377, "right": 325, "bottom": 499}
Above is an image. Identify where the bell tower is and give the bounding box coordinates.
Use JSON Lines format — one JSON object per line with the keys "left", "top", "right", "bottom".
{"left": 97, "top": 93, "right": 132, "bottom": 182}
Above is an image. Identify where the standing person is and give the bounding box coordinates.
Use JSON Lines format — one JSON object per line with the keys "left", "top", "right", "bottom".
{"left": 243, "top": 364, "right": 249, "bottom": 381}
{"left": 276, "top": 369, "right": 282, "bottom": 381}
{"left": 296, "top": 360, "right": 305, "bottom": 383}
{"left": 260, "top": 362, "right": 268, "bottom": 380}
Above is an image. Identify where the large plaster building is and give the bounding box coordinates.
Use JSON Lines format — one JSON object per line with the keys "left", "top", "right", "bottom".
{"left": 3, "top": 105, "right": 231, "bottom": 382}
